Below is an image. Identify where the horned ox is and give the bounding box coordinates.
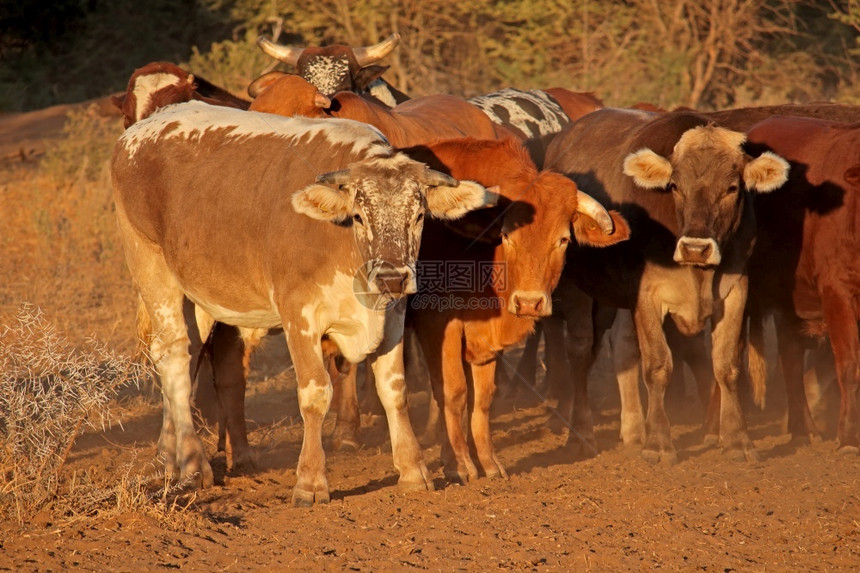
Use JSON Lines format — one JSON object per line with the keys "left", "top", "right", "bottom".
{"left": 742, "top": 116, "right": 860, "bottom": 453}
{"left": 111, "top": 100, "right": 492, "bottom": 504}
{"left": 543, "top": 108, "right": 789, "bottom": 463}
{"left": 254, "top": 33, "right": 408, "bottom": 106}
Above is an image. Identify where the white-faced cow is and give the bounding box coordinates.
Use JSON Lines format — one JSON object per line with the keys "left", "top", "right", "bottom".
{"left": 255, "top": 33, "right": 408, "bottom": 106}
{"left": 111, "top": 100, "right": 492, "bottom": 505}
{"left": 544, "top": 108, "right": 789, "bottom": 464}
{"left": 111, "top": 61, "right": 249, "bottom": 128}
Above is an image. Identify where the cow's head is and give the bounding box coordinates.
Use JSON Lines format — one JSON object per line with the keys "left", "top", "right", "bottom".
{"left": 292, "top": 154, "right": 491, "bottom": 302}
{"left": 256, "top": 34, "right": 400, "bottom": 97}
{"left": 112, "top": 62, "right": 197, "bottom": 128}
{"left": 501, "top": 171, "right": 630, "bottom": 317}
{"left": 623, "top": 125, "right": 789, "bottom": 266}
{"left": 248, "top": 73, "right": 331, "bottom": 117}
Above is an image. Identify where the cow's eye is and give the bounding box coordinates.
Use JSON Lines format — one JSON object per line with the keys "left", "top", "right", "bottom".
{"left": 727, "top": 183, "right": 739, "bottom": 194}
{"left": 415, "top": 213, "right": 424, "bottom": 225}
{"left": 353, "top": 213, "right": 364, "bottom": 226}
{"left": 668, "top": 182, "right": 678, "bottom": 194}
{"left": 501, "top": 231, "right": 510, "bottom": 243}
{"left": 558, "top": 236, "right": 571, "bottom": 247}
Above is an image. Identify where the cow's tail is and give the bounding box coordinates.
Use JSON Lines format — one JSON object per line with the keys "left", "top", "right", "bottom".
{"left": 747, "top": 314, "right": 767, "bottom": 409}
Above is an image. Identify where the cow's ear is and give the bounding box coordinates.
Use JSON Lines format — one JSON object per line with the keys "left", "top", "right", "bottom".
{"left": 425, "top": 180, "right": 493, "bottom": 220}
{"left": 843, "top": 163, "right": 860, "bottom": 188}
{"left": 573, "top": 210, "right": 630, "bottom": 247}
{"left": 744, "top": 151, "right": 789, "bottom": 193}
{"left": 111, "top": 93, "right": 126, "bottom": 111}
{"left": 353, "top": 65, "right": 389, "bottom": 91}
{"left": 248, "top": 71, "right": 288, "bottom": 99}
{"left": 623, "top": 148, "right": 673, "bottom": 189}
{"left": 292, "top": 184, "right": 352, "bottom": 222}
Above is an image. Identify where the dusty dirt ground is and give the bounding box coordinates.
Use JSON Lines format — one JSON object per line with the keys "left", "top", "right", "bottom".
{"left": 1, "top": 101, "right": 858, "bottom": 572}
{"left": 2, "top": 336, "right": 860, "bottom": 572}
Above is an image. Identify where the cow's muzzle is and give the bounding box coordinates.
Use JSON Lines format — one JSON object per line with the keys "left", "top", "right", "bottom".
{"left": 368, "top": 263, "right": 416, "bottom": 297}
{"left": 674, "top": 237, "right": 721, "bottom": 266}
{"left": 508, "top": 290, "right": 551, "bottom": 318}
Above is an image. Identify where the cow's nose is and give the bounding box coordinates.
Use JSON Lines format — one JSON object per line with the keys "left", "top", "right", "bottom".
{"left": 674, "top": 237, "right": 721, "bottom": 266}
{"left": 373, "top": 267, "right": 414, "bottom": 296}
{"left": 509, "top": 291, "right": 551, "bottom": 317}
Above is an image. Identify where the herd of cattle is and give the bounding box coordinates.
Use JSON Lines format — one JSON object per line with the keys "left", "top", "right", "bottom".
{"left": 108, "top": 33, "right": 860, "bottom": 506}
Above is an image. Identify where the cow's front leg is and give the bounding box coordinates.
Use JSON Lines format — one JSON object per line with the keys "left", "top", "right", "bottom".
{"left": 284, "top": 328, "right": 332, "bottom": 507}
{"left": 371, "top": 301, "right": 434, "bottom": 492}
{"left": 711, "top": 279, "right": 758, "bottom": 462}
{"left": 634, "top": 300, "right": 676, "bottom": 465}
{"left": 468, "top": 360, "right": 508, "bottom": 479}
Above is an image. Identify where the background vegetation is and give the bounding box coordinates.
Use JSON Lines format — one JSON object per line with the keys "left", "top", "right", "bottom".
{"left": 2, "top": 0, "right": 859, "bottom": 113}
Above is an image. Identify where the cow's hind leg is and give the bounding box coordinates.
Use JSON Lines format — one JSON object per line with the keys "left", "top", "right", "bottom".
{"left": 119, "top": 212, "right": 215, "bottom": 488}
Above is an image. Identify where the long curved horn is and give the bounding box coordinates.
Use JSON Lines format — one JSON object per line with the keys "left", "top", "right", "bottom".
{"left": 420, "top": 168, "right": 459, "bottom": 188}
{"left": 353, "top": 33, "right": 401, "bottom": 67}
{"left": 256, "top": 36, "right": 304, "bottom": 66}
{"left": 316, "top": 169, "right": 351, "bottom": 186}
{"left": 576, "top": 190, "right": 615, "bottom": 234}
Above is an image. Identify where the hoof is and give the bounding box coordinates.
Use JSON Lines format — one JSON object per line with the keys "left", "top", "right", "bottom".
{"left": 724, "top": 447, "right": 758, "bottom": 463}
{"left": 641, "top": 448, "right": 677, "bottom": 466}
{"left": 292, "top": 487, "right": 330, "bottom": 507}
{"left": 702, "top": 434, "right": 719, "bottom": 447}
{"left": 333, "top": 436, "right": 361, "bottom": 452}
{"left": 837, "top": 444, "right": 860, "bottom": 456}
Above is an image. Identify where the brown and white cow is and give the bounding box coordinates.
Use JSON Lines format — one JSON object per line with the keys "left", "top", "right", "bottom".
{"left": 111, "top": 101, "right": 492, "bottom": 504}
{"left": 401, "top": 137, "right": 629, "bottom": 482}
{"left": 743, "top": 115, "right": 860, "bottom": 453}
{"left": 111, "top": 61, "right": 249, "bottom": 128}
{"left": 255, "top": 33, "right": 408, "bottom": 106}
{"left": 544, "top": 108, "right": 790, "bottom": 464}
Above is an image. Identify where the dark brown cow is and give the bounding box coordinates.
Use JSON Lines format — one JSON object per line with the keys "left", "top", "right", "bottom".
{"left": 743, "top": 116, "right": 860, "bottom": 453}
{"left": 111, "top": 61, "right": 249, "bottom": 128}
{"left": 544, "top": 108, "right": 790, "bottom": 464}
{"left": 404, "top": 138, "right": 629, "bottom": 482}
{"left": 255, "top": 33, "right": 408, "bottom": 106}
{"left": 112, "top": 100, "right": 492, "bottom": 504}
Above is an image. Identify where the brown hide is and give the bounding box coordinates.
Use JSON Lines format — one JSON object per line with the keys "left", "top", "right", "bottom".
{"left": 746, "top": 116, "right": 860, "bottom": 450}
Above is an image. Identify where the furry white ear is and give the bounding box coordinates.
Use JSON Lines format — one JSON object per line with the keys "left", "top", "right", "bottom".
{"left": 292, "top": 184, "right": 352, "bottom": 222}
{"left": 425, "top": 180, "right": 493, "bottom": 220}
{"left": 744, "top": 151, "right": 790, "bottom": 193}
{"left": 623, "top": 148, "right": 673, "bottom": 189}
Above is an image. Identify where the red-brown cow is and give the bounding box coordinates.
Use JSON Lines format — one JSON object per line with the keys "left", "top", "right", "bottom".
{"left": 255, "top": 33, "right": 408, "bottom": 106}
{"left": 744, "top": 116, "right": 860, "bottom": 453}
{"left": 404, "top": 138, "right": 629, "bottom": 482}
{"left": 248, "top": 73, "right": 514, "bottom": 147}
